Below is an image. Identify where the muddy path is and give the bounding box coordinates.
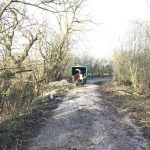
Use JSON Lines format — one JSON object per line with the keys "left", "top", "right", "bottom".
{"left": 29, "top": 79, "right": 149, "bottom": 150}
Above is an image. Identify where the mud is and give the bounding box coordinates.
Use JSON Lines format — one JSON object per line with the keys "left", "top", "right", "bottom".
{"left": 29, "top": 81, "right": 149, "bottom": 150}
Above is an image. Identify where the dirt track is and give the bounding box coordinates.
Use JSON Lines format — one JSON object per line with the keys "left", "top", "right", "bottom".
{"left": 29, "top": 80, "right": 150, "bottom": 150}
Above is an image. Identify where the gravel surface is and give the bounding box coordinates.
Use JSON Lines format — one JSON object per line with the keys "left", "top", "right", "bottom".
{"left": 29, "top": 80, "right": 149, "bottom": 150}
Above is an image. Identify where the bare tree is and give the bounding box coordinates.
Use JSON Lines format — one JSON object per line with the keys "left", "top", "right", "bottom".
{"left": 35, "top": 0, "right": 88, "bottom": 82}
{"left": 0, "top": 0, "right": 68, "bottom": 19}
{"left": 113, "top": 21, "right": 150, "bottom": 94}
{"left": 0, "top": 0, "right": 89, "bottom": 120}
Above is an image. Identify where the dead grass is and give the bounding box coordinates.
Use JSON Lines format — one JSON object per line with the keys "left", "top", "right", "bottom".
{"left": 0, "top": 92, "right": 65, "bottom": 150}
{"left": 0, "top": 80, "right": 72, "bottom": 150}
{"left": 99, "top": 82, "right": 150, "bottom": 142}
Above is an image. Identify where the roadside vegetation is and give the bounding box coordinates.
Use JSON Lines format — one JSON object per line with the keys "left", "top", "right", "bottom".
{"left": 0, "top": 0, "right": 88, "bottom": 121}
{"left": 111, "top": 21, "right": 150, "bottom": 144}
{"left": 99, "top": 82, "right": 150, "bottom": 145}
{"left": 113, "top": 21, "right": 150, "bottom": 96}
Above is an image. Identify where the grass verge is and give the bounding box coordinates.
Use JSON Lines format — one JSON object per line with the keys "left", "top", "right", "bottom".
{"left": 99, "top": 82, "right": 150, "bottom": 144}
{"left": 0, "top": 92, "right": 65, "bottom": 150}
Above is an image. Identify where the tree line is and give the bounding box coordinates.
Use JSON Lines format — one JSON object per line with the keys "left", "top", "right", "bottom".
{"left": 73, "top": 52, "right": 112, "bottom": 77}
{"left": 113, "top": 21, "right": 150, "bottom": 95}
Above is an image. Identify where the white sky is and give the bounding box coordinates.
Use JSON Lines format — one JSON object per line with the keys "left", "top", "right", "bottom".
{"left": 78, "top": 0, "right": 150, "bottom": 59}
{"left": 26, "top": 0, "right": 150, "bottom": 59}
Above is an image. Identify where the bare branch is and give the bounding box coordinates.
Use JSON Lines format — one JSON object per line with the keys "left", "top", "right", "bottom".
{"left": 0, "top": 0, "right": 13, "bottom": 18}
{"left": 18, "top": 36, "right": 38, "bottom": 63}
{"left": 12, "top": 0, "right": 64, "bottom": 13}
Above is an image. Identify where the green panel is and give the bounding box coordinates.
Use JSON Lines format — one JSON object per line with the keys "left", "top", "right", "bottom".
{"left": 70, "top": 66, "right": 88, "bottom": 76}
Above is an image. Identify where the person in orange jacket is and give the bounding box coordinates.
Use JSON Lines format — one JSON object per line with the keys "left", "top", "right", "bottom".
{"left": 74, "top": 69, "right": 81, "bottom": 86}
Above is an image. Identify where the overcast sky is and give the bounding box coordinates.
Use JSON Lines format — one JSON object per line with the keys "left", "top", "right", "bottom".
{"left": 77, "top": 0, "right": 150, "bottom": 59}
{"left": 27, "top": 0, "right": 150, "bottom": 59}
